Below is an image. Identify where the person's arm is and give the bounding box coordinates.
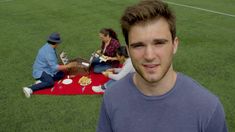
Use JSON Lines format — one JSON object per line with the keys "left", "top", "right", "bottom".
{"left": 57, "top": 62, "right": 78, "bottom": 71}
{"left": 96, "top": 99, "right": 113, "bottom": 132}
{"left": 108, "top": 59, "right": 133, "bottom": 80}
{"left": 106, "top": 56, "right": 118, "bottom": 61}
{"left": 205, "top": 101, "right": 228, "bottom": 132}
{"left": 57, "top": 64, "right": 69, "bottom": 71}
{"left": 113, "top": 68, "right": 122, "bottom": 73}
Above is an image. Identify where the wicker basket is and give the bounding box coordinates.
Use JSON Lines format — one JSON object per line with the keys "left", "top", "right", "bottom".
{"left": 68, "top": 57, "right": 90, "bottom": 76}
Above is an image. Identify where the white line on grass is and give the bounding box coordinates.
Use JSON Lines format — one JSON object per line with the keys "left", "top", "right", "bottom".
{"left": 0, "top": 0, "right": 13, "bottom": 2}
{"left": 165, "top": 1, "right": 235, "bottom": 18}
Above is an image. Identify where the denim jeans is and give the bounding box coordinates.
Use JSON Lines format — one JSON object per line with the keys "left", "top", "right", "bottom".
{"left": 30, "top": 71, "right": 64, "bottom": 91}
{"left": 92, "top": 57, "right": 112, "bottom": 73}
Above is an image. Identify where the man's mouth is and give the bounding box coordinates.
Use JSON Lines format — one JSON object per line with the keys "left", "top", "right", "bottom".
{"left": 143, "top": 64, "right": 160, "bottom": 70}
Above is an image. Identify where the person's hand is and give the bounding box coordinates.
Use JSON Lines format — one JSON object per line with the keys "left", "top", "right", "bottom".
{"left": 66, "top": 62, "right": 78, "bottom": 68}
{"left": 102, "top": 71, "right": 107, "bottom": 77}
{"left": 106, "top": 68, "right": 114, "bottom": 72}
{"left": 106, "top": 56, "right": 111, "bottom": 61}
{"left": 106, "top": 56, "right": 118, "bottom": 61}
{"left": 102, "top": 71, "right": 113, "bottom": 77}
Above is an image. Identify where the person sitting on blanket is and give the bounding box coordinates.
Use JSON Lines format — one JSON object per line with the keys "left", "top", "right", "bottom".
{"left": 91, "top": 28, "right": 121, "bottom": 73}
{"left": 23, "top": 32, "right": 77, "bottom": 98}
{"left": 92, "top": 46, "right": 135, "bottom": 93}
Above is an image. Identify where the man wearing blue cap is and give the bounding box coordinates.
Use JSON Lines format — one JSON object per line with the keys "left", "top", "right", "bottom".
{"left": 23, "top": 32, "right": 77, "bottom": 98}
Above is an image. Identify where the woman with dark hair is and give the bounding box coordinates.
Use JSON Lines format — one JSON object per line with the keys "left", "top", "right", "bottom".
{"left": 92, "top": 28, "right": 121, "bottom": 73}
{"left": 92, "top": 46, "right": 135, "bottom": 93}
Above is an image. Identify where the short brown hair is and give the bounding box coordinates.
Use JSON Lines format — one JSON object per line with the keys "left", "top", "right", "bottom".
{"left": 120, "top": 0, "right": 176, "bottom": 45}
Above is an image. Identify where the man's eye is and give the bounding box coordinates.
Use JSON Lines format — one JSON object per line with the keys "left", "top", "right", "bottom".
{"left": 133, "top": 45, "right": 143, "bottom": 48}
{"left": 154, "top": 42, "right": 164, "bottom": 45}
{"left": 153, "top": 40, "right": 168, "bottom": 45}
{"left": 130, "top": 44, "right": 144, "bottom": 48}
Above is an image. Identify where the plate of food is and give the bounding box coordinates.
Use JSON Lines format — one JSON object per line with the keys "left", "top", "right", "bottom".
{"left": 78, "top": 76, "right": 92, "bottom": 86}
{"left": 62, "top": 78, "right": 73, "bottom": 85}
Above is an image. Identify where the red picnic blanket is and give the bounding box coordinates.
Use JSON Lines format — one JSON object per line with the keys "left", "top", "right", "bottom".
{"left": 33, "top": 71, "right": 108, "bottom": 95}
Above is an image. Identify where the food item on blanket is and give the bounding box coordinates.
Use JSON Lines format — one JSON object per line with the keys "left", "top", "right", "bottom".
{"left": 78, "top": 76, "right": 92, "bottom": 86}
{"left": 62, "top": 79, "right": 73, "bottom": 85}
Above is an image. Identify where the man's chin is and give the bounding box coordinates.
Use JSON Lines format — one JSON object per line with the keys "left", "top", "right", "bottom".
{"left": 142, "top": 74, "right": 161, "bottom": 83}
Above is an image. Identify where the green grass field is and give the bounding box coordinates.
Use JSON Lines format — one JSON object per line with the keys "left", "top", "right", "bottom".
{"left": 0, "top": 0, "right": 234, "bottom": 131}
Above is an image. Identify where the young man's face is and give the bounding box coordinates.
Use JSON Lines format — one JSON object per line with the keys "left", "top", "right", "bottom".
{"left": 127, "top": 18, "right": 178, "bottom": 84}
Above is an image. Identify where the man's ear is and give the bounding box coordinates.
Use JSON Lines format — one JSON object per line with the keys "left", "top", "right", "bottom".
{"left": 173, "top": 37, "right": 179, "bottom": 54}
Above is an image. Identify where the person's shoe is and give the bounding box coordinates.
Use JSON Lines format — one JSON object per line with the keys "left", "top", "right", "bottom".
{"left": 35, "top": 80, "right": 42, "bottom": 84}
{"left": 23, "top": 87, "right": 33, "bottom": 98}
{"left": 92, "top": 85, "right": 105, "bottom": 93}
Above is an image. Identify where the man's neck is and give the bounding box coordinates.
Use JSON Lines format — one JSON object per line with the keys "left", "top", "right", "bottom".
{"left": 133, "top": 67, "right": 177, "bottom": 96}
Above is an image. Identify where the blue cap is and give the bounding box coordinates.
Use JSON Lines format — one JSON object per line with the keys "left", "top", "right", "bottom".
{"left": 47, "top": 32, "right": 61, "bottom": 43}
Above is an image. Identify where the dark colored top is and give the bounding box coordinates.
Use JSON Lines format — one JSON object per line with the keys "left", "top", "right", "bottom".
{"left": 97, "top": 72, "right": 228, "bottom": 132}
{"left": 101, "top": 38, "right": 120, "bottom": 67}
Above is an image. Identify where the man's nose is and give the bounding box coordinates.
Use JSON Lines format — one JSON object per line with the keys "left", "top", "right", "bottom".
{"left": 144, "top": 45, "right": 155, "bottom": 61}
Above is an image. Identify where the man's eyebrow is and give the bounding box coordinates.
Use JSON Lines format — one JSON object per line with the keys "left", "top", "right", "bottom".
{"left": 153, "top": 39, "right": 169, "bottom": 43}
{"left": 129, "top": 39, "right": 169, "bottom": 46}
{"left": 129, "top": 42, "right": 143, "bottom": 46}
